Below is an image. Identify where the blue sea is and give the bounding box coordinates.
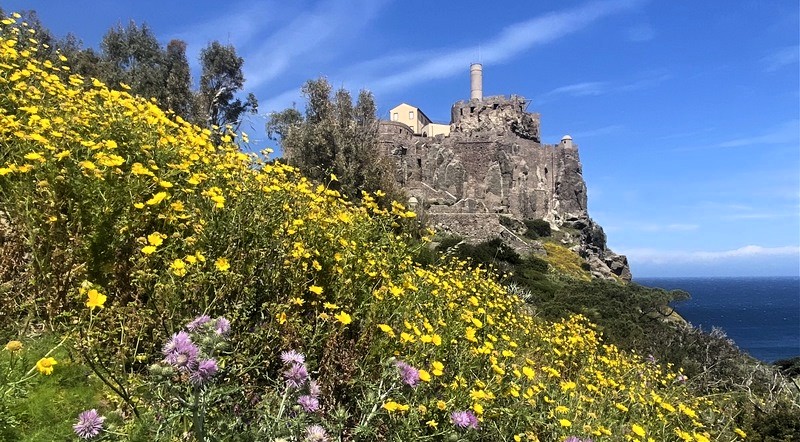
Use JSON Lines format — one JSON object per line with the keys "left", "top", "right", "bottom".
{"left": 635, "top": 277, "right": 800, "bottom": 363}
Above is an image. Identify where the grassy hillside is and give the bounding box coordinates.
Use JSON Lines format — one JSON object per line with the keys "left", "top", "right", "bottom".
{"left": 0, "top": 15, "right": 781, "bottom": 441}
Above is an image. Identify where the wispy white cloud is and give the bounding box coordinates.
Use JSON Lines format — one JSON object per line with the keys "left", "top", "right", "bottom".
{"left": 171, "top": 0, "right": 391, "bottom": 91}
{"left": 168, "top": 3, "right": 272, "bottom": 46}
{"left": 716, "top": 119, "right": 799, "bottom": 148}
{"left": 656, "top": 126, "right": 717, "bottom": 140}
{"left": 260, "top": 87, "right": 305, "bottom": 117}
{"left": 761, "top": 46, "right": 799, "bottom": 72}
{"left": 167, "top": 2, "right": 279, "bottom": 69}
{"left": 621, "top": 245, "right": 800, "bottom": 264}
{"left": 542, "top": 81, "right": 610, "bottom": 98}
{"left": 352, "top": 0, "right": 641, "bottom": 92}
{"left": 617, "top": 73, "right": 671, "bottom": 91}
{"left": 244, "top": 0, "right": 390, "bottom": 90}
{"left": 670, "top": 120, "right": 800, "bottom": 152}
{"left": 538, "top": 71, "right": 670, "bottom": 102}
{"left": 691, "top": 201, "right": 793, "bottom": 221}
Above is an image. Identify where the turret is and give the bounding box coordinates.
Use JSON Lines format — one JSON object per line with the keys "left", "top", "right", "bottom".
{"left": 470, "top": 63, "right": 483, "bottom": 101}
{"left": 560, "top": 135, "right": 573, "bottom": 149}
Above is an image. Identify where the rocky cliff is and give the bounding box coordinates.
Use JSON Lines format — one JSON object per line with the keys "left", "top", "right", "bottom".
{"left": 379, "top": 95, "right": 631, "bottom": 281}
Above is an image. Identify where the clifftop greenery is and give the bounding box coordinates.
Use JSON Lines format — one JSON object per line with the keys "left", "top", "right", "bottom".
{"left": 0, "top": 13, "right": 795, "bottom": 442}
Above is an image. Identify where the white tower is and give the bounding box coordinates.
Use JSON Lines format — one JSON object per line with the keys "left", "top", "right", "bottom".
{"left": 470, "top": 63, "right": 483, "bottom": 100}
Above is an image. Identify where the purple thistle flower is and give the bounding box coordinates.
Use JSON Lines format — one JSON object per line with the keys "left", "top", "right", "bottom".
{"left": 190, "top": 359, "right": 219, "bottom": 385}
{"left": 450, "top": 410, "right": 479, "bottom": 429}
{"left": 283, "top": 362, "right": 309, "bottom": 389}
{"left": 214, "top": 317, "right": 231, "bottom": 336}
{"left": 163, "top": 331, "right": 199, "bottom": 371}
{"left": 73, "top": 409, "right": 105, "bottom": 439}
{"left": 186, "top": 315, "right": 211, "bottom": 331}
{"left": 280, "top": 349, "right": 305, "bottom": 365}
{"left": 308, "top": 379, "right": 322, "bottom": 398}
{"left": 304, "top": 424, "right": 329, "bottom": 442}
{"left": 298, "top": 394, "right": 320, "bottom": 412}
{"left": 395, "top": 360, "right": 420, "bottom": 387}
{"left": 564, "top": 438, "right": 582, "bottom": 442}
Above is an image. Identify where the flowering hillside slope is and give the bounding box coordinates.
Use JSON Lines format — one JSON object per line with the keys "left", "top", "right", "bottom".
{"left": 0, "top": 15, "right": 745, "bottom": 441}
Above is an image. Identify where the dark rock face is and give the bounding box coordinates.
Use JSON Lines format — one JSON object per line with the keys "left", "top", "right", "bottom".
{"left": 379, "top": 95, "right": 631, "bottom": 281}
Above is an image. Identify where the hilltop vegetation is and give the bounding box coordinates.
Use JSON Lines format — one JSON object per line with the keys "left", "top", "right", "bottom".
{"left": 430, "top": 234, "right": 800, "bottom": 441}
{"left": 0, "top": 13, "right": 797, "bottom": 442}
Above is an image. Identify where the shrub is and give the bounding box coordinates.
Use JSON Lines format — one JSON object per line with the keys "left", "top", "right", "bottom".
{"left": 542, "top": 242, "right": 591, "bottom": 280}
{"left": 453, "top": 237, "right": 522, "bottom": 268}
{"left": 434, "top": 235, "right": 464, "bottom": 253}
{"left": 523, "top": 218, "right": 551, "bottom": 238}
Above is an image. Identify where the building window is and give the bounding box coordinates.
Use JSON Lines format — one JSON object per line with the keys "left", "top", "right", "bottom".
{"left": 392, "top": 112, "right": 398, "bottom": 121}
{"left": 409, "top": 111, "right": 414, "bottom": 120}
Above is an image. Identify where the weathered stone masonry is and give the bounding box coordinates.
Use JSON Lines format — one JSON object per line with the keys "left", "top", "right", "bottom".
{"left": 379, "top": 80, "right": 631, "bottom": 281}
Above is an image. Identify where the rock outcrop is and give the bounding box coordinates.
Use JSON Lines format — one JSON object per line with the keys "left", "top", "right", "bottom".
{"left": 379, "top": 95, "right": 631, "bottom": 281}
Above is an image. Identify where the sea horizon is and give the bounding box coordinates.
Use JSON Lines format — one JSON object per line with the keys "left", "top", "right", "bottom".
{"left": 636, "top": 275, "right": 800, "bottom": 279}
{"left": 635, "top": 276, "right": 800, "bottom": 364}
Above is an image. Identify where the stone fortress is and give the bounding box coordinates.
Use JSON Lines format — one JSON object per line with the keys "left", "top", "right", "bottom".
{"left": 379, "top": 64, "right": 631, "bottom": 280}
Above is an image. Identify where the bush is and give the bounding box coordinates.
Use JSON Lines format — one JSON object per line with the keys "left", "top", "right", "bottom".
{"left": 453, "top": 237, "right": 522, "bottom": 268}
{"left": 433, "top": 235, "right": 464, "bottom": 253}
{"left": 524, "top": 219, "right": 551, "bottom": 238}
{"left": 541, "top": 242, "right": 591, "bottom": 280}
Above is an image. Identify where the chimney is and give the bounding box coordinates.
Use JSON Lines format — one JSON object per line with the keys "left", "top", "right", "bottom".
{"left": 470, "top": 63, "right": 483, "bottom": 100}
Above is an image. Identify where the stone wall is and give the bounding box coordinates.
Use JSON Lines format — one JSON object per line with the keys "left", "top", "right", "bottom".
{"left": 450, "top": 95, "right": 540, "bottom": 142}
{"left": 379, "top": 95, "right": 631, "bottom": 281}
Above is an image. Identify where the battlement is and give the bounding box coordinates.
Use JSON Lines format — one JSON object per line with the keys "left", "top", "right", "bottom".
{"left": 450, "top": 95, "right": 540, "bottom": 142}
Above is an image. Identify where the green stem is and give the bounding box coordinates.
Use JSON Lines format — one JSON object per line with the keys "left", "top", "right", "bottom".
{"left": 276, "top": 383, "right": 291, "bottom": 422}
{"left": 3, "top": 334, "right": 68, "bottom": 396}
{"left": 79, "top": 311, "right": 140, "bottom": 418}
{"left": 192, "top": 385, "right": 204, "bottom": 441}
{"left": 359, "top": 377, "right": 395, "bottom": 428}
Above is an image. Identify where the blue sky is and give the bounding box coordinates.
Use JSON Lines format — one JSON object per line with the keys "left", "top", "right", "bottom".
{"left": 4, "top": 0, "right": 799, "bottom": 277}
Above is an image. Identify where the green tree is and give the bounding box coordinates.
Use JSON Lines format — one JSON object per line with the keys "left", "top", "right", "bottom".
{"left": 164, "top": 39, "right": 195, "bottom": 121}
{"left": 55, "top": 33, "right": 103, "bottom": 80}
{"left": 269, "top": 77, "right": 400, "bottom": 202}
{"left": 100, "top": 21, "right": 168, "bottom": 105}
{"left": 198, "top": 41, "right": 257, "bottom": 133}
